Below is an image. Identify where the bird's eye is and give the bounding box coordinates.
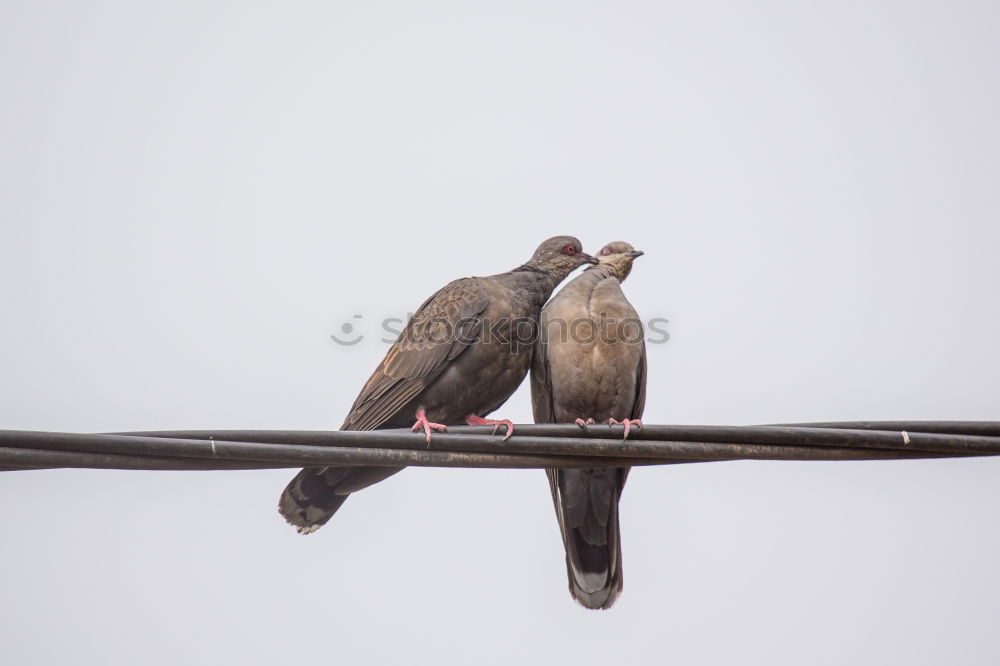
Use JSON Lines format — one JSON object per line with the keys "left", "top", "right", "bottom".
{"left": 600, "top": 246, "right": 614, "bottom": 256}
{"left": 561, "top": 244, "right": 576, "bottom": 256}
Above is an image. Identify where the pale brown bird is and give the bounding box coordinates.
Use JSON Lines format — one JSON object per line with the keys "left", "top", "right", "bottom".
{"left": 531, "top": 241, "right": 646, "bottom": 609}
{"left": 279, "top": 236, "right": 596, "bottom": 534}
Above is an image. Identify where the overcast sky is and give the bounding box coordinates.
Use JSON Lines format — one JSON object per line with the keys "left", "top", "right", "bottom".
{"left": 1, "top": 1, "right": 999, "bottom": 664}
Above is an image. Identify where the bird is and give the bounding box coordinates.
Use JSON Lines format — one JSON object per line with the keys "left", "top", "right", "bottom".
{"left": 279, "top": 236, "right": 597, "bottom": 534}
{"left": 530, "top": 241, "right": 646, "bottom": 609}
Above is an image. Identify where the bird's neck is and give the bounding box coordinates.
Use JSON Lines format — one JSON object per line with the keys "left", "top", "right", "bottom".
{"left": 511, "top": 265, "right": 561, "bottom": 302}
{"left": 591, "top": 261, "right": 630, "bottom": 282}
{"left": 557, "top": 265, "right": 626, "bottom": 304}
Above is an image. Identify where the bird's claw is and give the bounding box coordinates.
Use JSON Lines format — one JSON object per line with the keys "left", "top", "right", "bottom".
{"left": 465, "top": 414, "right": 515, "bottom": 441}
{"left": 411, "top": 409, "right": 448, "bottom": 444}
{"left": 608, "top": 418, "right": 642, "bottom": 439}
{"left": 575, "top": 418, "right": 596, "bottom": 430}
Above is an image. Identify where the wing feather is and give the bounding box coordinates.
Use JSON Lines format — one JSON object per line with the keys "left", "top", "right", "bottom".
{"left": 530, "top": 310, "right": 556, "bottom": 425}
{"left": 341, "top": 278, "right": 490, "bottom": 431}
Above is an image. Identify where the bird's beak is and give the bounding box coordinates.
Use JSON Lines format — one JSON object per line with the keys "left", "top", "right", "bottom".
{"left": 626, "top": 250, "right": 644, "bottom": 258}
{"left": 581, "top": 253, "right": 599, "bottom": 264}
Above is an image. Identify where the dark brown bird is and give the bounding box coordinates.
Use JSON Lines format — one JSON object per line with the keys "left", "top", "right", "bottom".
{"left": 531, "top": 241, "right": 646, "bottom": 609}
{"left": 279, "top": 236, "right": 596, "bottom": 534}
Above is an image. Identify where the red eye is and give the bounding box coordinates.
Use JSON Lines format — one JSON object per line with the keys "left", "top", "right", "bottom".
{"left": 561, "top": 244, "right": 576, "bottom": 255}
{"left": 600, "top": 246, "right": 614, "bottom": 256}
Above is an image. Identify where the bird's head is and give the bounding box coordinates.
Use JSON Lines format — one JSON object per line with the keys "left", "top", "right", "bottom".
{"left": 595, "top": 241, "right": 644, "bottom": 281}
{"left": 525, "top": 236, "right": 597, "bottom": 281}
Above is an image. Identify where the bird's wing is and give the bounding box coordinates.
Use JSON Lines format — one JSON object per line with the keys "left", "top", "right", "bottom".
{"left": 631, "top": 342, "right": 646, "bottom": 420}
{"left": 341, "top": 277, "right": 490, "bottom": 431}
{"left": 530, "top": 308, "right": 556, "bottom": 424}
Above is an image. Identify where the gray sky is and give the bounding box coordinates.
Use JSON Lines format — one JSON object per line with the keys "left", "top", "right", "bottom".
{"left": 1, "top": 1, "right": 999, "bottom": 664}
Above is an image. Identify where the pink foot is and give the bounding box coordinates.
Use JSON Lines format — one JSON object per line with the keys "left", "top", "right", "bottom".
{"left": 465, "top": 414, "right": 514, "bottom": 441}
{"left": 608, "top": 418, "right": 642, "bottom": 439}
{"left": 411, "top": 409, "right": 448, "bottom": 444}
{"left": 575, "top": 418, "right": 596, "bottom": 428}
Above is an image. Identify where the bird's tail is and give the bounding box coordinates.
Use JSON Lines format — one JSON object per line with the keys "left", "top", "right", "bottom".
{"left": 547, "top": 467, "right": 628, "bottom": 609}
{"left": 278, "top": 466, "right": 403, "bottom": 534}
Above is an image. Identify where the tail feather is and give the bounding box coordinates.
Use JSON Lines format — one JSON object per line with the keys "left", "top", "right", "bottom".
{"left": 548, "top": 467, "right": 627, "bottom": 609}
{"left": 278, "top": 466, "right": 403, "bottom": 534}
